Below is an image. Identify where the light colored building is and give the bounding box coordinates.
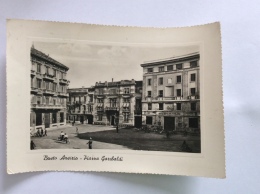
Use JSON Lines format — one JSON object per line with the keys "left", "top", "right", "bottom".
{"left": 140, "top": 52, "right": 200, "bottom": 134}
{"left": 93, "top": 79, "right": 142, "bottom": 127}
{"left": 30, "top": 46, "right": 69, "bottom": 132}
{"left": 67, "top": 87, "right": 94, "bottom": 124}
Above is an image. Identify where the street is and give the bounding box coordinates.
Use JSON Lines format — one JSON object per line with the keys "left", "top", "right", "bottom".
{"left": 31, "top": 124, "right": 201, "bottom": 153}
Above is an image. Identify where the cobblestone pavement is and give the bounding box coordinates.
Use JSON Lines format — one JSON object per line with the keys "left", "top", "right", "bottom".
{"left": 31, "top": 124, "right": 129, "bottom": 150}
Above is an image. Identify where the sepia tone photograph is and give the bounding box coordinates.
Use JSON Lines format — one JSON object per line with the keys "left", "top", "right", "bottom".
{"left": 30, "top": 42, "right": 201, "bottom": 153}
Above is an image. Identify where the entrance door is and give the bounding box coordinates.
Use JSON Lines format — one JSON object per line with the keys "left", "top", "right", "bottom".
{"left": 164, "top": 117, "right": 175, "bottom": 131}
{"left": 88, "top": 115, "right": 93, "bottom": 124}
{"left": 80, "top": 116, "right": 84, "bottom": 124}
{"left": 44, "top": 113, "right": 50, "bottom": 128}
{"left": 111, "top": 115, "right": 115, "bottom": 125}
{"left": 134, "top": 116, "right": 142, "bottom": 128}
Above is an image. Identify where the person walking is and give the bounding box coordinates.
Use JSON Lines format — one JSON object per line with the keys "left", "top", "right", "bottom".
{"left": 30, "top": 140, "right": 36, "bottom": 150}
{"left": 87, "top": 137, "right": 93, "bottom": 149}
{"left": 76, "top": 126, "right": 79, "bottom": 134}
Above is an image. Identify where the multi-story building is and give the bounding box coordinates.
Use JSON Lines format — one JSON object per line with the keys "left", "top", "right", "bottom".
{"left": 140, "top": 52, "right": 200, "bottom": 134}
{"left": 30, "top": 46, "right": 69, "bottom": 132}
{"left": 67, "top": 87, "right": 94, "bottom": 124}
{"left": 93, "top": 79, "right": 142, "bottom": 127}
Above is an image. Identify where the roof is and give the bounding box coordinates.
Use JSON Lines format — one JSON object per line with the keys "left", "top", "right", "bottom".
{"left": 31, "top": 47, "right": 69, "bottom": 71}
{"left": 140, "top": 52, "right": 200, "bottom": 67}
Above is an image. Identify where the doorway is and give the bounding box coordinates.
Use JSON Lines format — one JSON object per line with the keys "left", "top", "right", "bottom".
{"left": 44, "top": 113, "right": 50, "bottom": 128}
{"left": 164, "top": 117, "right": 175, "bottom": 131}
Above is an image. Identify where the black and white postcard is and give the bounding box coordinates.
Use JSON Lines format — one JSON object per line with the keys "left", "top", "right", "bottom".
{"left": 6, "top": 20, "right": 225, "bottom": 178}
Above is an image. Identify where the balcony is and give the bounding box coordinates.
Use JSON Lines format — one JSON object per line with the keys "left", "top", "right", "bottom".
{"left": 31, "top": 104, "right": 65, "bottom": 109}
{"left": 31, "top": 87, "right": 38, "bottom": 93}
{"left": 105, "top": 106, "right": 119, "bottom": 111}
{"left": 31, "top": 70, "right": 36, "bottom": 77}
{"left": 58, "top": 92, "right": 69, "bottom": 97}
{"left": 59, "top": 78, "right": 69, "bottom": 85}
{"left": 43, "top": 89, "right": 55, "bottom": 96}
{"left": 122, "top": 108, "right": 130, "bottom": 113}
{"left": 43, "top": 74, "right": 54, "bottom": 81}
{"left": 187, "top": 95, "right": 200, "bottom": 100}
{"left": 97, "top": 108, "right": 104, "bottom": 112}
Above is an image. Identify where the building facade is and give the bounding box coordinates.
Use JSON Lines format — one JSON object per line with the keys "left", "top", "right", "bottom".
{"left": 93, "top": 79, "right": 142, "bottom": 127}
{"left": 30, "top": 46, "right": 69, "bottom": 132}
{"left": 140, "top": 52, "right": 200, "bottom": 134}
{"left": 67, "top": 87, "right": 94, "bottom": 124}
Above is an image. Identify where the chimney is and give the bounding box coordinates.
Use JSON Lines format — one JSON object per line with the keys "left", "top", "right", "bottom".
{"left": 112, "top": 78, "right": 113, "bottom": 82}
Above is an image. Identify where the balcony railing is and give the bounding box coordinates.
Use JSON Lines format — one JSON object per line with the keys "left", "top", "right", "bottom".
{"left": 43, "top": 89, "right": 55, "bottom": 95}
{"left": 43, "top": 74, "right": 54, "bottom": 81}
{"left": 31, "top": 87, "right": 38, "bottom": 93}
{"left": 31, "top": 70, "right": 36, "bottom": 76}
{"left": 105, "top": 106, "right": 119, "bottom": 111}
{"left": 31, "top": 104, "right": 65, "bottom": 109}
{"left": 59, "top": 78, "right": 69, "bottom": 85}
{"left": 58, "top": 92, "right": 69, "bottom": 97}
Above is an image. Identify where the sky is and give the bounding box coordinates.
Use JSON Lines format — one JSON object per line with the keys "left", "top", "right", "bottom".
{"left": 34, "top": 42, "right": 199, "bottom": 88}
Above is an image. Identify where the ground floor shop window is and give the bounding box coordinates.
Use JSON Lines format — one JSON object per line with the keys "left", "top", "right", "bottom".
{"left": 146, "top": 116, "right": 153, "bottom": 125}
{"left": 60, "top": 112, "right": 64, "bottom": 122}
{"left": 36, "top": 113, "right": 42, "bottom": 126}
{"left": 189, "top": 118, "right": 198, "bottom": 128}
{"left": 52, "top": 113, "right": 57, "bottom": 123}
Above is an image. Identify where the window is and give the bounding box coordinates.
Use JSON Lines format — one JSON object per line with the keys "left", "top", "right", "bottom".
{"left": 124, "top": 88, "right": 130, "bottom": 94}
{"left": 167, "top": 78, "right": 172, "bottom": 84}
{"left": 147, "top": 68, "right": 153, "bottom": 73}
{"left": 147, "top": 79, "right": 151, "bottom": 86}
{"left": 53, "top": 98, "right": 56, "bottom": 105}
{"left": 191, "top": 102, "right": 196, "bottom": 111}
{"left": 97, "top": 99, "right": 104, "bottom": 103}
{"left": 158, "top": 77, "right": 163, "bottom": 85}
{"left": 190, "top": 88, "right": 196, "bottom": 95}
{"left": 158, "top": 90, "right": 163, "bottom": 97}
{"left": 147, "top": 91, "right": 151, "bottom": 97}
{"left": 123, "top": 113, "right": 129, "bottom": 122}
{"left": 53, "top": 69, "right": 56, "bottom": 77}
{"left": 190, "top": 61, "right": 198, "bottom": 68}
{"left": 177, "top": 89, "right": 182, "bottom": 97}
{"left": 191, "top": 73, "right": 196, "bottom": 82}
{"left": 176, "top": 103, "right": 181, "bottom": 110}
{"left": 123, "top": 98, "right": 130, "bottom": 103}
{"left": 46, "top": 66, "right": 49, "bottom": 75}
{"left": 97, "top": 114, "right": 102, "bottom": 121}
{"left": 146, "top": 116, "right": 153, "bottom": 124}
{"left": 176, "top": 75, "right": 181, "bottom": 83}
{"left": 110, "top": 88, "right": 117, "bottom": 94}
{"left": 176, "top": 63, "right": 183, "bottom": 70}
{"left": 110, "top": 98, "right": 117, "bottom": 107}
{"left": 167, "top": 65, "right": 173, "bottom": 71}
{"left": 31, "top": 77, "right": 33, "bottom": 87}
{"left": 37, "top": 96, "right": 41, "bottom": 105}
{"left": 159, "top": 66, "right": 164, "bottom": 72}
{"left": 159, "top": 103, "right": 164, "bottom": 110}
{"left": 46, "top": 97, "right": 49, "bottom": 105}
{"left": 37, "top": 63, "right": 41, "bottom": 73}
{"left": 148, "top": 103, "right": 152, "bottom": 110}
{"left": 189, "top": 118, "right": 198, "bottom": 128}
{"left": 37, "top": 79, "right": 42, "bottom": 88}
{"left": 46, "top": 82, "right": 49, "bottom": 90}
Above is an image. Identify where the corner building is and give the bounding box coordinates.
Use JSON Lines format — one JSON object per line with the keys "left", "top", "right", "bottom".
{"left": 30, "top": 46, "right": 69, "bottom": 131}
{"left": 93, "top": 79, "right": 142, "bottom": 127}
{"left": 141, "top": 52, "right": 200, "bottom": 134}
